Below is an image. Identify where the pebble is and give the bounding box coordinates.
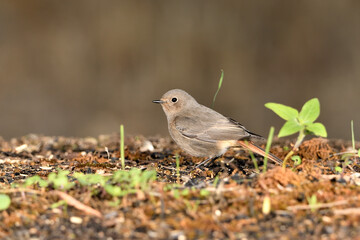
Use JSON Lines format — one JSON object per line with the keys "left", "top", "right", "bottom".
{"left": 70, "top": 216, "right": 83, "bottom": 224}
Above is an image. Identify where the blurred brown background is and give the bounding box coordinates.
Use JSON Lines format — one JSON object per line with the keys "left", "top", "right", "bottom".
{"left": 0, "top": 1, "right": 359, "bottom": 140}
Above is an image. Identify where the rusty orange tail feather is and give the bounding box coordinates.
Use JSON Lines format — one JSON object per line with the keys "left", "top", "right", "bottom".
{"left": 238, "top": 140, "right": 283, "bottom": 165}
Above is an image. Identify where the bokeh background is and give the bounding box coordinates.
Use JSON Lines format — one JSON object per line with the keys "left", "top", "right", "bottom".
{"left": 0, "top": 1, "right": 359, "bottom": 140}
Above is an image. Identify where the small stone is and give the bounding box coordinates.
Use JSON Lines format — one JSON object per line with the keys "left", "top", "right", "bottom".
{"left": 29, "top": 227, "right": 38, "bottom": 234}
{"left": 215, "top": 209, "right": 222, "bottom": 216}
{"left": 15, "top": 144, "right": 28, "bottom": 153}
{"left": 70, "top": 216, "right": 83, "bottom": 224}
{"left": 140, "top": 140, "right": 154, "bottom": 152}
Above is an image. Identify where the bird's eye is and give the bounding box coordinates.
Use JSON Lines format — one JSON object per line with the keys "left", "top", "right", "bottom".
{"left": 171, "top": 97, "right": 178, "bottom": 103}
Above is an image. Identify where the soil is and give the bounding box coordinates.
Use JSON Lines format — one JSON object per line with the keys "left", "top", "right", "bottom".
{"left": 1, "top": 134, "right": 360, "bottom": 240}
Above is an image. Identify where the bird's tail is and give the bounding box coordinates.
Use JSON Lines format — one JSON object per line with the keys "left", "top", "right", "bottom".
{"left": 238, "top": 140, "right": 283, "bottom": 165}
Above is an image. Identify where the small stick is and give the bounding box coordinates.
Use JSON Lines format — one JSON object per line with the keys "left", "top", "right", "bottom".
{"left": 53, "top": 190, "right": 103, "bottom": 218}
{"left": 287, "top": 199, "right": 349, "bottom": 211}
{"left": 334, "top": 207, "right": 360, "bottom": 215}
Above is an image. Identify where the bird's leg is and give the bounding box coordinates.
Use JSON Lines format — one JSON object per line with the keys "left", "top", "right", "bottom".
{"left": 196, "top": 156, "right": 220, "bottom": 168}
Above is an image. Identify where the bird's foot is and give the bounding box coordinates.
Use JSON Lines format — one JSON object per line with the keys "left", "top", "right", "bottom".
{"left": 195, "top": 156, "right": 219, "bottom": 168}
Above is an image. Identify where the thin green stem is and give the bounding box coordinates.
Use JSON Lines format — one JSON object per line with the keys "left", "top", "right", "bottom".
{"left": 120, "top": 124, "right": 125, "bottom": 169}
{"left": 282, "top": 150, "right": 294, "bottom": 168}
{"left": 263, "top": 126, "right": 275, "bottom": 173}
{"left": 212, "top": 70, "right": 224, "bottom": 108}
{"left": 244, "top": 140, "right": 259, "bottom": 173}
{"left": 248, "top": 150, "right": 259, "bottom": 173}
{"left": 351, "top": 120, "right": 355, "bottom": 150}
{"left": 283, "top": 128, "right": 306, "bottom": 168}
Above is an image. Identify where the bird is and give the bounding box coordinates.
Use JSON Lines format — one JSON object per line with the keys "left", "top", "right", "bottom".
{"left": 153, "top": 89, "right": 282, "bottom": 167}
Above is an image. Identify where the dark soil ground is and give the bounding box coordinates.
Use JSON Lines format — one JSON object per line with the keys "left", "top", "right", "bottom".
{"left": 1, "top": 134, "right": 360, "bottom": 240}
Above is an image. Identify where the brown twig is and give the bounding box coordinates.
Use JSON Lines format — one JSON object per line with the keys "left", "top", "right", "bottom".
{"left": 0, "top": 188, "right": 43, "bottom": 195}
{"left": 52, "top": 190, "right": 103, "bottom": 218}
{"left": 287, "top": 199, "right": 348, "bottom": 211}
{"left": 334, "top": 208, "right": 360, "bottom": 215}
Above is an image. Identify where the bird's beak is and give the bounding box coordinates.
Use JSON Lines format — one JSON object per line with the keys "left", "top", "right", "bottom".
{"left": 152, "top": 99, "right": 165, "bottom": 104}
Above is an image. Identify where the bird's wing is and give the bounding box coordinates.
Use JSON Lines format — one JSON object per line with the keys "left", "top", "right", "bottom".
{"left": 174, "top": 113, "right": 253, "bottom": 143}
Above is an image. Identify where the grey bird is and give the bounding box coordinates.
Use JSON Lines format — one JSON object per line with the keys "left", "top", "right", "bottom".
{"left": 153, "top": 89, "right": 282, "bottom": 166}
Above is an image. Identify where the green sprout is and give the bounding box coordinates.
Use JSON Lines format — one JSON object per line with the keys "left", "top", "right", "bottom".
{"left": 51, "top": 200, "right": 67, "bottom": 209}
{"left": 23, "top": 168, "right": 157, "bottom": 200}
{"left": 248, "top": 150, "right": 259, "bottom": 173}
{"left": 334, "top": 166, "right": 343, "bottom": 174}
{"left": 184, "top": 199, "right": 200, "bottom": 212}
{"left": 213, "top": 175, "right": 220, "bottom": 187}
{"left": 0, "top": 194, "right": 11, "bottom": 211}
{"left": 263, "top": 126, "right": 275, "bottom": 173}
{"left": 339, "top": 120, "right": 359, "bottom": 173}
{"left": 25, "top": 170, "right": 106, "bottom": 192}
{"left": 339, "top": 154, "right": 354, "bottom": 175}
{"left": 351, "top": 120, "right": 360, "bottom": 158}
{"left": 24, "top": 169, "right": 75, "bottom": 190}
{"left": 291, "top": 155, "right": 302, "bottom": 171}
{"left": 351, "top": 120, "right": 355, "bottom": 150}
{"left": 212, "top": 70, "right": 224, "bottom": 108}
{"left": 181, "top": 188, "right": 190, "bottom": 196}
{"left": 24, "top": 175, "right": 49, "bottom": 188}
{"left": 265, "top": 98, "right": 327, "bottom": 168}
{"left": 73, "top": 172, "right": 108, "bottom": 186}
{"left": 291, "top": 155, "right": 302, "bottom": 166}
{"left": 307, "top": 194, "right": 318, "bottom": 212}
{"left": 120, "top": 124, "right": 125, "bottom": 169}
{"left": 200, "top": 189, "right": 210, "bottom": 197}
{"left": 244, "top": 141, "right": 259, "bottom": 173}
{"left": 48, "top": 170, "right": 75, "bottom": 190}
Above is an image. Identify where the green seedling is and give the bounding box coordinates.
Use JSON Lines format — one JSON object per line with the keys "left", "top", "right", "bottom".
{"left": 248, "top": 150, "right": 259, "bottom": 173}
{"left": 51, "top": 200, "right": 67, "bottom": 209}
{"left": 212, "top": 69, "right": 224, "bottom": 108}
{"left": 104, "top": 169, "right": 156, "bottom": 200}
{"left": 307, "top": 194, "right": 318, "bottom": 212}
{"left": 213, "top": 175, "right": 220, "bottom": 187}
{"left": 108, "top": 199, "right": 121, "bottom": 207}
{"left": 334, "top": 166, "right": 343, "bottom": 174}
{"left": 181, "top": 188, "right": 190, "bottom": 196}
{"left": 172, "top": 188, "right": 181, "bottom": 199}
{"left": 339, "top": 120, "right": 360, "bottom": 173}
{"left": 200, "top": 189, "right": 210, "bottom": 197}
{"left": 110, "top": 168, "right": 157, "bottom": 192}
{"left": 104, "top": 185, "right": 131, "bottom": 197}
{"left": 0, "top": 194, "right": 11, "bottom": 210}
{"left": 120, "top": 124, "right": 125, "bottom": 169}
{"left": 184, "top": 199, "right": 200, "bottom": 212}
{"left": 73, "top": 172, "right": 108, "bottom": 186}
{"left": 24, "top": 175, "right": 49, "bottom": 188}
{"left": 25, "top": 170, "right": 75, "bottom": 190}
{"left": 349, "top": 120, "right": 360, "bottom": 158}
{"left": 263, "top": 126, "right": 275, "bottom": 173}
{"left": 243, "top": 140, "right": 261, "bottom": 173}
{"left": 291, "top": 155, "right": 302, "bottom": 166}
{"left": 24, "top": 168, "right": 157, "bottom": 201}
{"left": 163, "top": 184, "right": 181, "bottom": 192}
{"left": 48, "top": 170, "right": 75, "bottom": 190}
{"left": 265, "top": 98, "right": 327, "bottom": 168}
{"left": 351, "top": 120, "right": 355, "bottom": 150}
{"left": 338, "top": 154, "right": 354, "bottom": 175}
{"left": 164, "top": 184, "right": 210, "bottom": 200}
